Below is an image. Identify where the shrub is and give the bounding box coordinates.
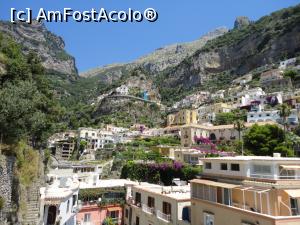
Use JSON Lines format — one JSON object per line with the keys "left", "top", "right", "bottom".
{"left": 0, "top": 196, "right": 4, "bottom": 210}
{"left": 121, "top": 161, "right": 201, "bottom": 185}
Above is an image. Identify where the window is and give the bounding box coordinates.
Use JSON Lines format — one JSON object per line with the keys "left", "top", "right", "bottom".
{"left": 231, "top": 164, "right": 240, "bottom": 171}
{"left": 84, "top": 213, "right": 91, "bottom": 222}
{"left": 66, "top": 200, "right": 70, "bottom": 213}
{"left": 223, "top": 188, "right": 231, "bottom": 206}
{"left": 291, "top": 198, "right": 299, "bottom": 215}
{"left": 204, "top": 213, "right": 214, "bottom": 225}
{"left": 72, "top": 195, "right": 77, "bottom": 206}
{"left": 220, "top": 163, "right": 227, "bottom": 171}
{"left": 162, "top": 202, "right": 172, "bottom": 215}
{"left": 242, "top": 222, "right": 255, "bottom": 225}
{"left": 205, "top": 162, "right": 212, "bottom": 169}
{"left": 253, "top": 165, "right": 271, "bottom": 174}
{"left": 148, "top": 196, "right": 155, "bottom": 208}
{"left": 136, "top": 216, "right": 140, "bottom": 225}
{"left": 135, "top": 192, "right": 141, "bottom": 205}
{"left": 109, "top": 210, "right": 119, "bottom": 219}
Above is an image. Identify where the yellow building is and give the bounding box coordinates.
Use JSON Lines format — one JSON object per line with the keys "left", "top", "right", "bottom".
{"left": 209, "top": 103, "right": 234, "bottom": 114}
{"left": 198, "top": 103, "right": 234, "bottom": 123}
{"left": 167, "top": 109, "right": 198, "bottom": 126}
{"left": 180, "top": 121, "right": 277, "bottom": 147}
{"left": 191, "top": 155, "right": 300, "bottom": 225}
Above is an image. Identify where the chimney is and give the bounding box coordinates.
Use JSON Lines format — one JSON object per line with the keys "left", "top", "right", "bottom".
{"left": 273, "top": 153, "right": 281, "bottom": 158}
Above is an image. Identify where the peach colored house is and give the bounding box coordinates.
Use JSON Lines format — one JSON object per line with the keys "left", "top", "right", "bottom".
{"left": 191, "top": 155, "right": 300, "bottom": 225}
{"left": 76, "top": 179, "right": 136, "bottom": 225}
{"left": 77, "top": 203, "right": 122, "bottom": 225}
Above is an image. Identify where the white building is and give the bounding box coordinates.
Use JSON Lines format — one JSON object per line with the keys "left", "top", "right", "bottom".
{"left": 124, "top": 182, "right": 191, "bottom": 225}
{"left": 115, "top": 85, "right": 129, "bottom": 95}
{"left": 247, "top": 110, "right": 280, "bottom": 123}
{"left": 247, "top": 109, "right": 299, "bottom": 125}
{"left": 232, "top": 74, "right": 253, "bottom": 85}
{"left": 78, "top": 128, "right": 117, "bottom": 150}
{"left": 279, "top": 58, "right": 297, "bottom": 70}
{"left": 172, "top": 91, "right": 210, "bottom": 109}
{"left": 174, "top": 148, "right": 204, "bottom": 165}
{"left": 40, "top": 175, "right": 79, "bottom": 225}
{"left": 201, "top": 154, "right": 300, "bottom": 180}
{"left": 49, "top": 164, "right": 104, "bottom": 188}
{"left": 211, "top": 90, "right": 225, "bottom": 100}
{"left": 105, "top": 124, "right": 129, "bottom": 133}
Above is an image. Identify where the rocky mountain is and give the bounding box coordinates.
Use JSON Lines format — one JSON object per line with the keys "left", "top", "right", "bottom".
{"left": 90, "top": 68, "right": 164, "bottom": 128}
{"left": 157, "top": 4, "right": 300, "bottom": 103}
{"left": 234, "top": 16, "right": 252, "bottom": 29}
{"left": 79, "top": 27, "right": 228, "bottom": 82}
{"left": 0, "top": 20, "right": 78, "bottom": 78}
{"left": 1, "top": 5, "right": 299, "bottom": 128}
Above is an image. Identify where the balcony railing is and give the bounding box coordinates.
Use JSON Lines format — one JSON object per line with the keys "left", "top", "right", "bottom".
{"left": 81, "top": 222, "right": 95, "bottom": 225}
{"left": 250, "top": 173, "right": 300, "bottom": 180}
{"left": 142, "top": 204, "right": 155, "bottom": 214}
{"left": 156, "top": 210, "right": 171, "bottom": 222}
{"left": 111, "top": 217, "right": 122, "bottom": 224}
{"left": 126, "top": 197, "right": 141, "bottom": 207}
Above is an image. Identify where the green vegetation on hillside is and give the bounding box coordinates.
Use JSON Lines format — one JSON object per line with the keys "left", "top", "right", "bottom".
{"left": 121, "top": 161, "right": 201, "bottom": 185}
{"left": 126, "top": 136, "right": 180, "bottom": 148}
{"left": 157, "top": 4, "right": 300, "bottom": 104}
{"left": 201, "top": 5, "right": 300, "bottom": 53}
{"left": 243, "top": 124, "right": 294, "bottom": 156}
{"left": 0, "top": 32, "right": 66, "bottom": 145}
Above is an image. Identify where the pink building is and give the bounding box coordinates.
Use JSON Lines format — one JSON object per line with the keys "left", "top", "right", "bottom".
{"left": 76, "top": 179, "right": 137, "bottom": 225}
{"left": 77, "top": 202, "right": 122, "bottom": 225}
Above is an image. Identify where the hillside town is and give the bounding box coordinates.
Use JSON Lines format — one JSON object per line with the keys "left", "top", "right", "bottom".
{"left": 0, "top": 3, "right": 300, "bottom": 225}
{"left": 19, "top": 58, "right": 300, "bottom": 225}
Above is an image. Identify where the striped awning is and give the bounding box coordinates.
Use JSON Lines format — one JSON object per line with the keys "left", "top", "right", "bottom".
{"left": 284, "top": 189, "right": 300, "bottom": 198}
{"left": 280, "top": 165, "right": 300, "bottom": 170}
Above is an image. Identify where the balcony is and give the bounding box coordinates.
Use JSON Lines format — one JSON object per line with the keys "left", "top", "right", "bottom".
{"left": 156, "top": 210, "right": 171, "bottom": 222}
{"left": 250, "top": 173, "right": 300, "bottom": 180}
{"left": 142, "top": 204, "right": 155, "bottom": 214}
{"left": 111, "top": 217, "right": 122, "bottom": 224}
{"left": 126, "top": 197, "right": 141, "bottom": 208}
{"left": 80, "top": 222, "right": 95, "bottom": 225}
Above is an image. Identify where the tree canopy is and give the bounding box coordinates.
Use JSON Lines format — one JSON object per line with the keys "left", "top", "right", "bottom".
{"left": 243, "top": 124, "right": 294, "bottom": 156}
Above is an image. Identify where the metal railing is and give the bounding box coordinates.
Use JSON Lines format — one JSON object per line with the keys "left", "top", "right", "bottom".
{"left": 250, "top": 173, "right": 300, "bottom": 180}
{"left": 156, "top": 210, "right": 171, "bottom": 222}
{"left": 142, "top": 204, "right": 155, "bottom": 214}
{"left": 81, "top": 222, "right": 95, "bottom": 225}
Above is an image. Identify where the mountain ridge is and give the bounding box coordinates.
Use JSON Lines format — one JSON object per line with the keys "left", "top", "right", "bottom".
{"left": 79, "top": 27, "right": 228, "bottom": 80}
{"left": 0, "top": 20, "right": 78, "bottom": 78}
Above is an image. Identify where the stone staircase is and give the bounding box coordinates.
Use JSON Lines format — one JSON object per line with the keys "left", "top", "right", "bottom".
{"left": 22, "top": 152, "right": 45, "bottom": 225}
{"left": 22, "top": 179, "right": 42, "bottom": 225}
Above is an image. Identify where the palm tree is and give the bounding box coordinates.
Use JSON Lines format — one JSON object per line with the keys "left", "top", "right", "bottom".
{"left": 102, "top": 217, "right": 115, "bottom": 225}
{"left": 233, "top": 117, "right": 246, "bottom": 155}
{"left": 278, "top": 103, "right": 291, "bottom": 137}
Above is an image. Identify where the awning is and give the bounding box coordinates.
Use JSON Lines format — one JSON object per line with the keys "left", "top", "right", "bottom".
{"left": 284, "top": 190, "right": 300, "bottom": 198}
{"left": 191, "top": 179, "right": 240, "bottom": 189}
{"left": 107, "top": 207, "right": 121, "bottom": 211}
{"left": 280, "top": 165, "right": 300, "bottom": 170}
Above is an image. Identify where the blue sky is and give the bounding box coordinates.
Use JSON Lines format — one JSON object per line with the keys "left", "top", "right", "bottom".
{"left": 0, "top": 0, "right": 299, "bottom": 72}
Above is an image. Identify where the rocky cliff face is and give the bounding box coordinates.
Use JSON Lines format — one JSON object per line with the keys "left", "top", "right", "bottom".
{"left": 234, "top": 16, "right": 251, "bottom": 29}
{"left": 79, "top": 27, "right": 228, "bottom": 80}
{"left": 0, "top": 21, "right": 78, "bottom": 78}
{"left": 158, "top": 4, "right": 300, "bottom": 102}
